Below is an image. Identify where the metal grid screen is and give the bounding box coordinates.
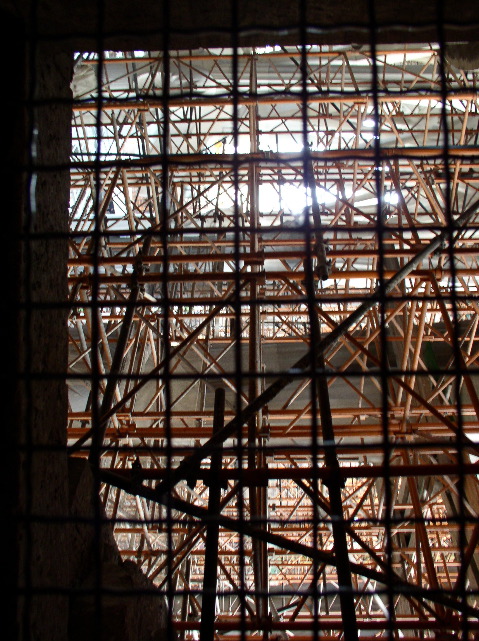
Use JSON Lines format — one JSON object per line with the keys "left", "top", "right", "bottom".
{"left": 12, "top": 2, "right": 479, "bottom": 640}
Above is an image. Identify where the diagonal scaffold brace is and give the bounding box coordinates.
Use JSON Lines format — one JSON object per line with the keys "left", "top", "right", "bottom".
{"left": 153, "top": 194, "right": 479, "bottom": 500}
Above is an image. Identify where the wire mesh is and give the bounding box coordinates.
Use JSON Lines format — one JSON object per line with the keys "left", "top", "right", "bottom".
{"left": 12, "top": 2, "right": 479, "bottom": 640}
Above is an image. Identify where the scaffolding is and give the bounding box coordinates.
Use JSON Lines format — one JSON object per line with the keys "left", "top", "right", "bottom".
{"left": 66, "top": 44, "right": 479, "bottom": 639}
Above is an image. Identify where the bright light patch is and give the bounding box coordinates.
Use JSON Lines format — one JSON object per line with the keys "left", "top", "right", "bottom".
{"left": 256, "top": 45, "right": 281, "bottom": 55}
{"left": 384, "top": 192, "right": 399, "bottom": 205}
{"left": 276, "top": 137, "right": 304, "bottom": 153}
{"left": 259, "top": 183, "right": 310, "bottom": 215}
{"left": 259, "top": 183, "right": 339, "bottom": 215}
{"left": 224, "top": 138, "right": 250, "bottom": 154}
{"left": 316, "top": 187, "right": 337, "bottom": 205}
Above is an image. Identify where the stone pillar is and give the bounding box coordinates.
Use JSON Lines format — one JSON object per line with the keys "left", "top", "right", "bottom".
{"left": 22, "top": 41, "right": 72, "bottom": 641}
{"left": 1, "top": 7, "right": 73, "bottom": 638}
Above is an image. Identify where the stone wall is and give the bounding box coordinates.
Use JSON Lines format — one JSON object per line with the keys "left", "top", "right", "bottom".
{"left": 0, "top": 7, "right": 72, "bottom": 639}
{"left": 17, "top": 40, "right": 72, "bottom": 641}
{"left": 4, "top": 0, "right": 479, "bottom": 51}
{"left": 68, "top": 459, "right": 168, "bottom": 641}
